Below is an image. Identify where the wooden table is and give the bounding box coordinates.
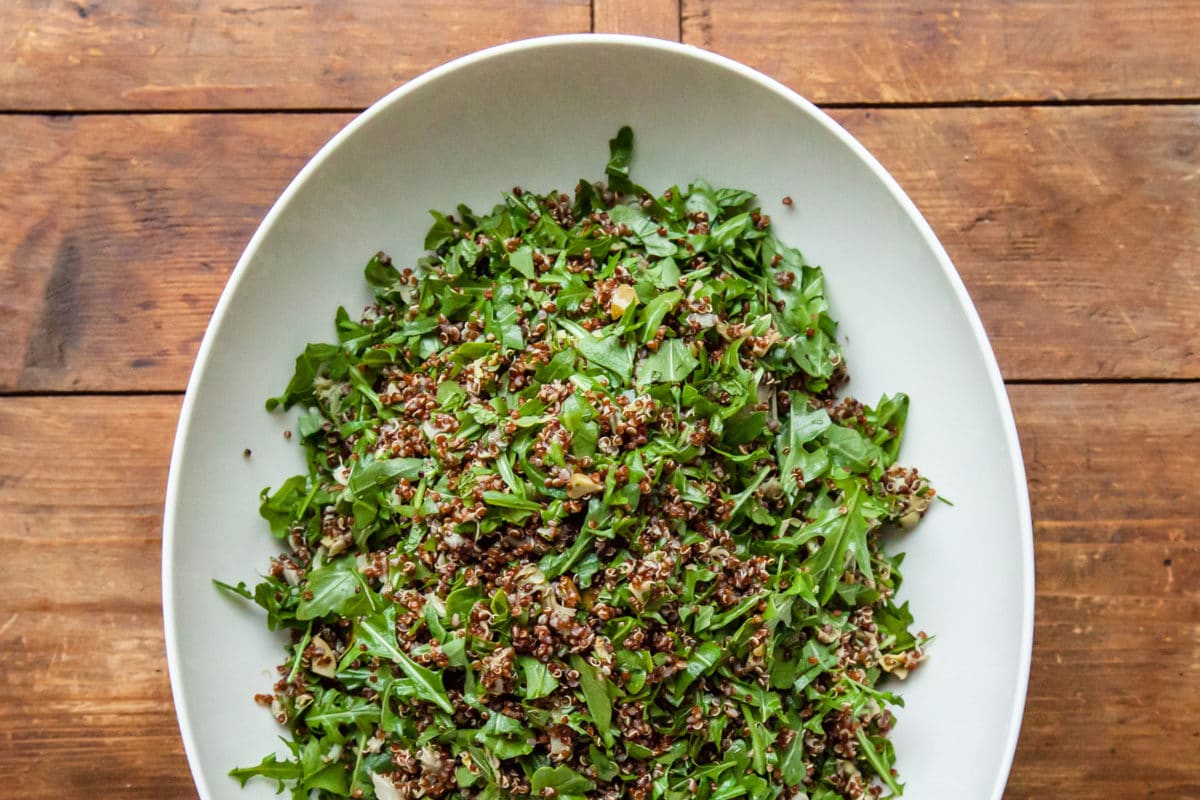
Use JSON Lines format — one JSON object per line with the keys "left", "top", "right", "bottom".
{"left": 2, "top": 2, "right": 1197, "bottom": 797}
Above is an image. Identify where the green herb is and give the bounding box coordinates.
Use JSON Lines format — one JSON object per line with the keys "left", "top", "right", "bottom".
{"left": 225, "top": 127, "right": 936, "bottom": 800}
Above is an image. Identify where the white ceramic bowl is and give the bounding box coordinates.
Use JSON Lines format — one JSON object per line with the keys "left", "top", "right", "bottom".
{"left": 164, "top": 34, "right": 1033, "bottom": 800}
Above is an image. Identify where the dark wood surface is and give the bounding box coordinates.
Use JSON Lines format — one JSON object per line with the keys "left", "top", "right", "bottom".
{"left": 680, "top": 0, "right": 1200, "bottom": 103}
{"left": 5, "top": 106, "right": 1196, "bottom": 392}
{"left": 1, "top": 2, "right": 1197, "bottom": 798}
{"left": 0, "top": 0, "right": 591, "bottom": 110}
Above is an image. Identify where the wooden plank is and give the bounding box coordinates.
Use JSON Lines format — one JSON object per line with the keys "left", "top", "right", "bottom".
{"left": 4, "top": 1, "right": 1196, "bottom": 110}
{"left": 0, "top": 393, "right": 181, "bottom": 539}
{"left": 0, "top": 0, "right": 590, "bottom": 111}
{"left": 0, "top": 611, "right": 192, "bottom": 798}
{"left": 595, "top": 0, "right": 680, "bottom": 40}
{"left": 0, "top": 113, "right": 352, "bottom": 393}
{"left": 1011, "top": 383, "right": 1199, "bottom": 527}
{"left": 682, "top": 0, "right": 1200, "bottom": 104}
{"left": 1, "top": 385, "right": 1198, "bottom": 797}
{"left": 1013, "top": 591, "right": 1200, "bottom": 795}
{"left": 0, "top": 396, "right": 189, "bottom": 795}
{"left": 831, "top": 105, "right": 1200, "bottom": 385}
{"left": 1006, "top": 383, "right": 1200, "bottom": 796}
{"left": 4, "top": 106, "right": 1197, "bottom": 392}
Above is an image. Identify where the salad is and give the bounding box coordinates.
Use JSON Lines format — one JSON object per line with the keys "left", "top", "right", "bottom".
{"left": 218, "top": 127, "right": 935, "bottom": 800}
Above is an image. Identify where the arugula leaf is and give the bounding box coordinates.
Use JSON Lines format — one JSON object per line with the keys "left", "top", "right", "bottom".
{"left": 266, "top": 342, "right": 341, "bottom": 411}
{"left": 856, "top": 728, "right": 903, "bottom": 794}
{"left": 605, "top": 126, "right": 634, "bottom": 194}
{"left": 477, "top": 712, "right": 534, "bottom": 759}
{"left": 823, "top": 424, "right": 886, "bottom": 474}
{"left": 674, "top": 640, "right": 723, "bottom": 699}
{"left": 778, "top": 733, "right": 807, "bottom": 786}
{"left": 638, "top": 290, "right": 682, "bottom": 342}
{"left": 347, "top": 457, "right": 427, "bottom": 496}
{"left": 259, "top": 475, "right": 309, "bottom": 538}
{"left": 805, "top": 481, "right": 875, "bottom": 603}
{"left": 519, "top": 656, "right": 560, "bottom": 700}
{"left": 509, "top": 245, "right": 536, "bottom": 280}
{"left": 364, "top": 252, "right": 401, "bottom": 293}
{"left": 481, "top": 491, "right": 542, "bottom": 512}
{"left": 303, "top": 689, "right": 379, "bottom": 737}
{"left": 539, "top": 529, "right": 595, "bottom": 580}
{"left": 571, "top": 655, "right": 612, "bottom": 741}
{"left": 229, "top": 753, "right": 302, "bottom": 790}
{"left": 296, "top": 557, "right": 376, "bottom": 621}
{"left": 353, "top": 607, "right": 453, "bottom": 713}
{"left": 532, "top": 765, "right": 595, "bottom": 797}
{"left": 213, "top": 578, "right": 253, "bottom": 601}
{"left": 636, "top": 339, "right": 698, "bottom": 385}
{"left": 559, "top": 318, "right": 634, "bottom": 382}
{"left": 777, "top": 398, "right": 832, "bottom": 495}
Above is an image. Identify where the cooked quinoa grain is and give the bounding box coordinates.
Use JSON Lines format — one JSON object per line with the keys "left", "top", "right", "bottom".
{"left": 219, "top": 128, "right": 935, "bottom": 800}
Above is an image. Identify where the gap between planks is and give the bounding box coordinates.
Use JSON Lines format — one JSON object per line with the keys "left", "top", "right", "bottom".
{"left": 3, "top": 97, "right": 1200, "bottom": 117}
{"left": 2, "top": 378, "right": 1199, "bottom": 401}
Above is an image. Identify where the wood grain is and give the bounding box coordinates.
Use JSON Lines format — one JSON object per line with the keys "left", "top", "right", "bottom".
{"left": 0, "top": 113, "right": 351, "bottom": 393}
{"left": 836, "top": 105, "right": 1200, "bottom": 384}
{"left": 681, "top": 0, "right": 1200, "bottom": 104}
{"left": 4, "top": 1, "right": 1198, "bottom": 110}
{"left": 0, "top": 395, "right": 190, "bottom": 796}
{"left": 1007, "top": 383, "right": 1200, "bottom": 796}
{"left": 1, "top": 385, "right": 1197, "bottom": 797}
{"left": 0, "top": 611, "right": 191, "bottom": 797}
{"left": 595, "top": 0, "right": 680, "bottom": 40}
{"left": 0, "top": 0, "right": 590, "bottom": 112}
{"left": 3, "top": 106, "right": 1197, "bottom": 393}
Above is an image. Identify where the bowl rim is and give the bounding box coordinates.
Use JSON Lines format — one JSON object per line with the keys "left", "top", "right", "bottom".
{"left": 163, "top": 32, "right": 1034, "bottom": 800}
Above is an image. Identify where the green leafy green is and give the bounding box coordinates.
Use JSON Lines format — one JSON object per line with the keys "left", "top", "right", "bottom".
{"left": 477, "top": 712, "right": 535, "bottom": 759}
{"left": 223, "top": 125, "right": 936, "bottom": 800}
{"left": 229, "top": 753, "right": 302, "bottom": 791}
{"left": 532, "top": 765, "right": 595, "bottom": 798}
{"left": 519, "top": 656, "right": 560, "bottom": 700}
{"left": 296, "top": 557, "right": 377, "bottom": 621}
{"left": 636, "top": 339, "right": 699, "bottom": 384}
{"left": 354, "top": 607, "right": 453, "bottom": 713}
